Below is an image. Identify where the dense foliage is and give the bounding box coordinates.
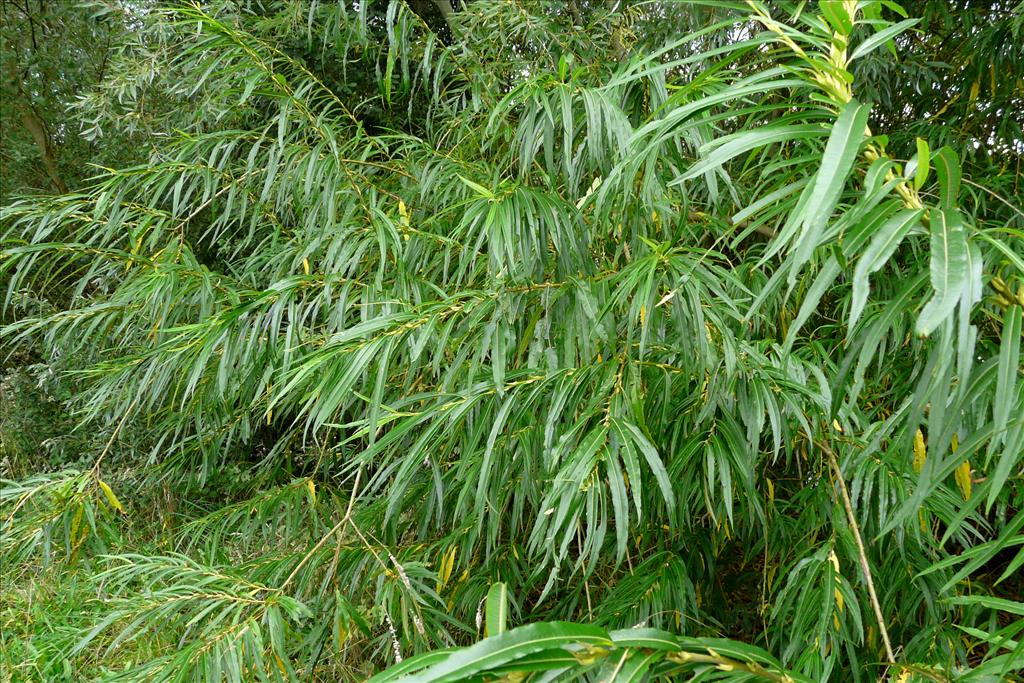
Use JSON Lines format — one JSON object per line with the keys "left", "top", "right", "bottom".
{"left": 1, "top": 1, "right": 1022, "bottom": 681}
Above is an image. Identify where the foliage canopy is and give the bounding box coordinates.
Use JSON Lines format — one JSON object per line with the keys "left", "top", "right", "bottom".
{"left": 1, "top": 1, "right": 1023, "bottom": 681}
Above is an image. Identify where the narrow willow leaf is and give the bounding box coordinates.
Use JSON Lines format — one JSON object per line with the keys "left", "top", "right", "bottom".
{"left": 409, "top": 622, "right": 613, "bottom": 682}
{"left": 791, "top": 99, "right": 871, "bottom": 276}
{"left": 366, "top": 649, "right": 460, "bottom": 683}
{"left": 485, "top": 649, "right": 580, "bottom": 673}
{"left": 988, "top": 304, "right": 1022, "bottom": 510}
{"left": 97, "top": 479, "right": 125, "bottom": 514}
{"left": 849, "top": 208, "right": 924, "bottom": 329}
{"left": 783, "top": 256, "right": 841, "bottom": 351}
{"left": 820, "top": 1, "right": 854, "bottom": 35}
{"left": 955, "top": 459, "right": 972, "bottom": 501}
{"left": 675, "top": 125, "right": 826, "bottom": 183}
{"left": 616, "top": 420, "right": 676, "bottom": 512}
{"left": 605, "top": 649, "right": 664, "bottom": 683}
{"left": 849, "top": 18, "right": 920, "bottom": 61}
{"left": 916, "top": 208, "right": 968, "bottom": 337}
{"left": 437, "top": 546, "right": 457, "bottom": 591}
{"left": 609, "top": 628, "right": 681, "bottom": 650}
{"left": 914, "top": 137, "right": 930, "bottom": 189}
{"left": 913, "top": 429, "right": 926, "bottom": 473}
{"left": 946, "top": 595, "right": 1024, "bottom": 617}
{"left": 992, "top": 304, "right": 1022, "bottom": 450}
{"left": 957, "top": 242, "right": 985, "bottom": 384}
{"left": 932, "top": 146, "right": 962, "bottom": 210}
{"left": 485, "top": 582, "right": 509, "bottom": 636}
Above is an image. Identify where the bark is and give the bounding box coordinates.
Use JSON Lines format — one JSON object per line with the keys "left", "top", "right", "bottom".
{"left": 432, "top": 0, "right": 456, "bottom": 22}
{"left": 20, "top": 105, "right": 67, "bottom": 193}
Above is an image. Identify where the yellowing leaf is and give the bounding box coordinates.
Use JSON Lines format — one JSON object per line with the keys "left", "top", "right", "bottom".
{"left": 306, "top": 479, "right": 316, "bottom": 503}
{"left": 70, "top": 503, "right": 85, "bottom": 544}
{"left": 437, "top": 546, "right": 457, "bottom": 591}
{"left": 766, "top": 478, "right": 775, "bottom": 503}
{"left": 955, "top": 460, "right": 972, "bottom": 501}
{"left": 828, "top": 549, "right": 840, "bottom": 572}
{"left": 913, "top": 429, "right": 926, "bottom": 472}
{"left": 97, "top": 479, "right": 125, "bottom": 514}
{"left": 834, "top": 588, "right": 844, "bottom": 612}
{"left": 302, "top": 257, "right": 310, "bottom": 275}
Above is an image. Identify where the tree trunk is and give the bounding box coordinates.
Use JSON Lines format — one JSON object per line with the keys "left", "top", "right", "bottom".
{"left": 20, "top": 106, "right": 67, "bottom": 194}
{"left": 432, "top": 0, "right": 456, "bottom": 22}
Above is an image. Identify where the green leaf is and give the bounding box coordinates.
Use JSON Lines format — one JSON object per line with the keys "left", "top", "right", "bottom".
{"left": 366, "top": 649, "right": 460, "bottom": 683}
{"left": 947, "top": 595, "right": 1024, "bottom": 617}
{"left": 675, "top": 125, "right": 826, "bottom": 183}
{"left": 819, "top": 1, "right": 854, "bottom": 36}
{"left": 609, "top": 628, "right": 681, "bottom": 650}
{"left": 791, "top": 99, "right": 871, "bottom": 275}
{"left": 932, "top": 146, "right": 962, "bottom": 210}
{"left": 916, "top": 208, "right": 969, "bottom": 337}
{"left": 616, "top": 420, "right": 676, "bottom": 512}
{"left": 849, "top": 18, "right": 920, "bottom": 61}
{"left": 408, "top": 622, "right": 613, "bottom": 682}
{"left": 913, "top": 137, "right": 930, "bottom": 189}
{"left": 485, "top": 581, "right": 509, "bottom": 637}
{"left": 485, "top": 648, "right": 579, "bottom": 673}
{"left": 849, "top": 208, "right": 924, "bottom": 329}
{"left": 988, "top": 304, "right": 1022, "bottom": 510}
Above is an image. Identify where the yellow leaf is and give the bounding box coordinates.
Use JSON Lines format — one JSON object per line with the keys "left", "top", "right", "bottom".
{"left": 572, "top": 644, "right": 611, "bottom": 666}
{"left": 834, "top": 588, "right": 844, "bottom": 612}
{"left": 766, "top": 478, "right": 774, "bottom": 503}
{"left": 832, "top": 419, "right": 843, "bottom": 434}
{"left": 97, "top": 479, "right": 125, "bottom": 514}
{"left": 828, "top": 549, "right": 840, "bottom": 572}
{"left": 639, "top": 306, "right": 646, "bottom": 325}
{"left": 398, "top": 199, "right": 410, "bottom": 226}
{"left": 437, "top": 546, "right": 457, "bottom": 591}
{"left": 306, "top": 479, "right": 316, "bottom": 503}
{"left": 70, "top": 503, "right": 85, "bottom": 543}
{"left": 913, "top": 429, "right": 926, "bottom": 472}
{"left": 955, "top": 460, "right": 972, "bottom": 501}
{"left": 302, "top": 258, "right": 310, "bottom": 275}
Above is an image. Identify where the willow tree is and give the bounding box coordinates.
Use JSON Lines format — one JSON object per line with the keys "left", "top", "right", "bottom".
{"left": 1, "top": 1, "right": 1022, "bottom": 681}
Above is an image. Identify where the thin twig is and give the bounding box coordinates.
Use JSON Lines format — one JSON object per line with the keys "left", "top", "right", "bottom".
{"left": 280, "top": 464, "right": 364, "bottom": 591}
{"left": 91, "top": 398, "right": 140, "bottom": 476}
{"left": 822, "top": 442, "right": 897, "bottom": 665}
